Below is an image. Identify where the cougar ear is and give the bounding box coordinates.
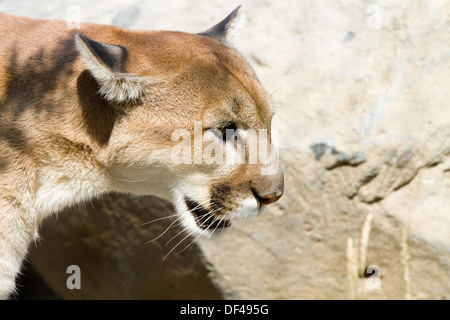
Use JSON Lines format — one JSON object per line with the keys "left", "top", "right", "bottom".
{"left": 198, "top": 6, "right": 244, "bottom": 44}
{"left": 75, "top": 34, "right": 146, "bottom": 103}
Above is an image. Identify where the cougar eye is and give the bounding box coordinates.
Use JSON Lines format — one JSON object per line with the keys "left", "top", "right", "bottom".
{"left": 219, "top": 122, "right": 237, "bottom": 140}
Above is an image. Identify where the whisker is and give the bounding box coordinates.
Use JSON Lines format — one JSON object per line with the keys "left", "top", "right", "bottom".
{"left": 146, "top": 198, "right": 226, "bottom": 257}
{"left": 145, "top": 216, "right": 183, "bottom": 244}
{"left": 209, "top": 210, "right": 226, "bottom": 235}
{"left": 265, "top": 70, "right": 282, "bottom": 93}
{"left": 163, "top": 227, "right": 187, "bottom": 248}
{"left": 178, "top": 232, "right": 204, "bottom": 254}
{"left": 189, "top": 199, "right": 214, "bottom": 211}
{"left": 141, "top": 199, "right": 212, "bottom": 227}
{"left": 178, "top": 207, "right": 224, "bottom": 253}
{"left": 141, "top": 213, "right": 179, "bottom": 226}
{"left": 156, "top": 201, "right": 215, "bottom": 247}
{"left": 164, "top": 211, "right": 215, "bottom": 248}
{"left": 163, "top": 233, "right": 193, "bottom": 261}
{"left": 269, "top": 85, "right": 283, "bottom": 98}
{"left": 163, "top": 212, "right": 218, "bottom": 260}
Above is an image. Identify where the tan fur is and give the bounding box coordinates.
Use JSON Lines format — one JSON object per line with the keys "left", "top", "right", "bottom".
{"left": 0, "top": 8, "right": 283, "bottom": 299}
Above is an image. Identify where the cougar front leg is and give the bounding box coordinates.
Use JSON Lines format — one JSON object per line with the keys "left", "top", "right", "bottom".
{"left": 0, "top": 199, "right": 36, "bottom": 300}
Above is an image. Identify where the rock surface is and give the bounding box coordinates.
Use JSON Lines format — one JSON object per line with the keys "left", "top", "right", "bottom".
{"left": 2, "top": 0, "right": 449, "bottom": 299}
{"left": 29, "top": 195, "right": 224, "bottom": 299}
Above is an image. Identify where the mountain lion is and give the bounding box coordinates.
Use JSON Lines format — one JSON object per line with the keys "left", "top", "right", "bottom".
{"left": 0, "top": 6, "right": 284, "bottom": 299}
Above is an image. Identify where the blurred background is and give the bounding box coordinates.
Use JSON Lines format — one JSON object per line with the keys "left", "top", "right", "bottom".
{"left": 2, "top": 0, "right": 449, "bottom": 299}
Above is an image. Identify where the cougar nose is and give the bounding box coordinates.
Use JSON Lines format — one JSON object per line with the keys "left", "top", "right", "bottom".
{"left": 254, "top": 191, "right": 283, "bottom": 205}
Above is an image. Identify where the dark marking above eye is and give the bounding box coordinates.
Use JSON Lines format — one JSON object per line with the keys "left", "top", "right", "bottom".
{"left": 231, "top": 97, "right": 241, "bottom": 114}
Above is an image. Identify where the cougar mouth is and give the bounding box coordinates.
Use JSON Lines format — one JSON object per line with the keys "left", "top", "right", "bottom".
{"left": 184, "top": 198, "right": 231, "bottom": 230}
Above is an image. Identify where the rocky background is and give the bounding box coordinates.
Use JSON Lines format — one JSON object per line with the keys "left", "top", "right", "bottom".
{"left": 1, "top": 0, "right": 449, "bottom": 299}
